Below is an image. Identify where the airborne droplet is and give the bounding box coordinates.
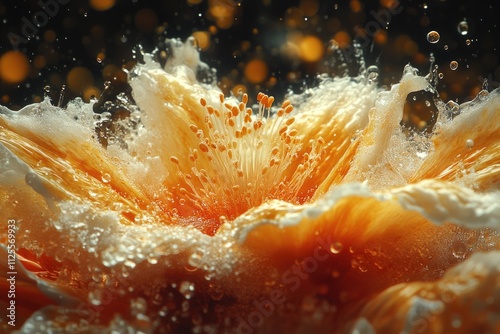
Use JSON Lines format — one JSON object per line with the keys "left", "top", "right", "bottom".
{"left": 427, "top": 31, "right": 440, "bottom": 43}
{"left": 450, "top": 61, "right": 458, "bottom": 70}
{"left": 457, "top": 20, "right": 468, "bottom": 35}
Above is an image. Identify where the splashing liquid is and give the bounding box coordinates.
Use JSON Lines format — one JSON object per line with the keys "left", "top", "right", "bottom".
{"left": 0, "top": 36, "right": 500, "bottom": 334}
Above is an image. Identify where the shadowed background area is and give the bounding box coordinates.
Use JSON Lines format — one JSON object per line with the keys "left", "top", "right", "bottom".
{"left": 0, "top": 0, "right": 498, "bottom": 111}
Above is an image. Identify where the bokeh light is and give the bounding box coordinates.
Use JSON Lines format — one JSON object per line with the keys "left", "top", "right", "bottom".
{"left": 192, "top": 31, "right": 211, "bottom": 51}
{"left": 244, "top": 59, "right": 268, "bottom": 84}
{"left": 67, "top": 67, "right": 94, "bottom": 94}
{"left": 0, "top": 51, "right": 30, "bottom": 84}
{"left": 134, "top": 8, "right": 158, "bottom": 33}
{"left": 89, "top": 0, "right": 116, "bottom": 11}
{"left": 299, "top": 35, "right": 324, "bottom": 62}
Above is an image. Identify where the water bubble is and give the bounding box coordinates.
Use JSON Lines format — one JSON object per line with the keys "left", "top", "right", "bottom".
{"left": 159, "top": 306, "right": 169, "bottom": 317}
{"left": 187, "top": 250, "right": 204, "bottom": 271}
{"left": 130, "top": 297, "right": 147, "bottom": 315}
{"left": 179, "top": 281, "right": 195, "bottom": 299}
{"left": 101, "top": 172, "right": 111, "bottom": 183}
{"left": 427, "top": 31, "right": 440, "bottom": 43}
{"left": 466, "top": 139, "right": 474, "bottom": 148}
{"left": 477, "top": 90, "right": 489, "bottom": 101}
{"left": 482, "top": 78, "right": 489, "bottom": 91}
{"left": 104, "top": 81, "right": 111, "bottom": 89}
{"left": 444, "top": 45, "right": 448, "bottom": 50}
{"left": 367, "top": 65, "right": 379, "bottom": 83}
{"left": 330, "top": 242, "right": 343, "bottom": 254}
{"left": 124, "top": 260, "right": 137, "bottom": 268}
{"left": 450, "top": 61, "right": 458, "bottom": 70}
{"left": 452, "top": 241, "right": 466, "bottom": 259}
{"left": 438, "top": 72, "right": 444, "bottom": 79}
{"left": 465, "top": 39, "right": 471, "bottom": 45}
{"left": 457, "top": 20, "right": 468, "bottom": 35}
{"left": 425, "top": 100, "right": 431, "bottom": 107}
{"left": 44, "top": 85, "right": 50, "bottom": 93}
{"left": 446, "top": 100, "right": 460, "bottom": 113}
{"left": 208, "top": 283, "right": 224, "bottom": 301}
{"left": 89, "top": 289, "right": 102, "bottom": 306}
{"left": 146, "top": 254, "right": 158, "bottom": 264}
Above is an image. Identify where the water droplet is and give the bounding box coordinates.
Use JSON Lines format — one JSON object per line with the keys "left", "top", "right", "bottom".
{"left": 101, "top": 172, "right": 111, "bottom": 183}
{"left": 44, "top": 85, "right": 50, "bottom": 93}
{"left": 452, "top": 241, "right": 466, "bottom": 259}
{"left": 130, "top": 297, "right": 147, "bottom": 315}
{"left": 179, "top": 281, "right": 195, "bottom": 299}
{"left": 427, "top": 31, "right": 440, "bottom": 44}
{"left": 187, "top": 250, "right": 204, "bottom": 271}
{"left": 124, "top": 259, "right": 137, "bottom": 268}
{"left": 97, "top": 57, "right": 102, "bottom": 63}
{"left": 466, "top": 139, "right": 474, "bottom": 148}
{"left": 425, "top": 100, "right": 431, "bottom": 107}
{"left": 438, "top": 72, "right": 444, "bottom": 79}
{"left": 147, "top": 254, "right": 158, "bottom": 264}
{"left": 446, "top": 100, "right": 460, "bottom": 114}
{"left": 465, "top": 39, "right": 471, "bottom": 45}
{"left": 159, "top": 306, "right": 168, "bottom": 317}
{"left": 330, "top": 242, "right": 343, "bottom": 254}
{"left": 107, "top": 136, "right": 117, "bottom": 145}
{"left": 112, "top": 202, "right": 124, "bottom": 211}
{"left": 450, "top": 61, "right": 458, "bottom": 70}
{"left": 89, "top": 290, "right": 102, "bottom": 306}
{"left": 444, "top": 44, "right": 449, "bottom": 50}
{"left": 477, "top": 90, "right": 489, "bottom": 100}
{"left": 209, "top": 283, "right": 224, "bottom": 301}
{"left": 457, "top": 20, "right": 468, "bottom": 35}
{"left": 366, "top": 65, "right": 379, "bottom": 83}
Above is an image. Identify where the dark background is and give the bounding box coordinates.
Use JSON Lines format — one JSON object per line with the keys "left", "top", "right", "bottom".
{"left": 0, "top": 0, "right": 498, "bottom": 110}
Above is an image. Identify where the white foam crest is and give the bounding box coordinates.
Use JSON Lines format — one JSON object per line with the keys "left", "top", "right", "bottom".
{"left": 390, "top": 180, "right": 500, "bottom": 229}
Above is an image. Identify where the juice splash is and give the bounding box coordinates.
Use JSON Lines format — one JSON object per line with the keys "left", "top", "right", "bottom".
{"left": 1, "top": 38, "right": 499, "bottom": 333}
